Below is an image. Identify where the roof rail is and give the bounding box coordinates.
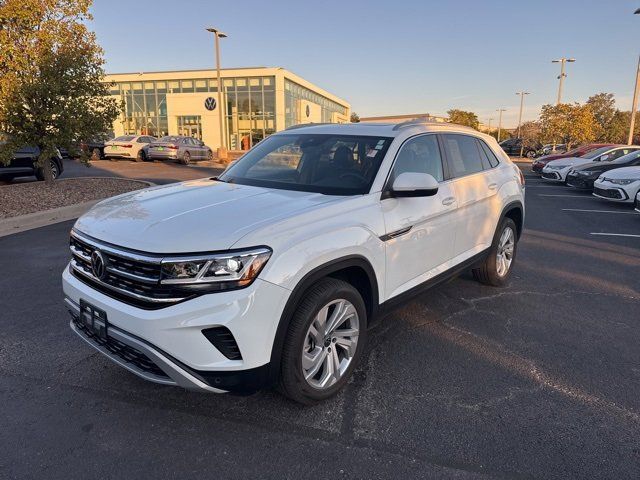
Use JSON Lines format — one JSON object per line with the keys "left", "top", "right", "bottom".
{"left": 392, "top": 117, "right": 476, "bottom": 132}
{"left": 285, "top": 122, "right": 334, "bottom": 131}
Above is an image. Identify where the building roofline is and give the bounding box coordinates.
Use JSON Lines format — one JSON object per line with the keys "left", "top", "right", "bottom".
{"left": 105, "top": 66, "right": 275, "bottom": 76}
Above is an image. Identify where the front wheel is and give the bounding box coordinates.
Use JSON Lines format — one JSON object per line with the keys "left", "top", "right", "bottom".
{"left": 35, "top": 160, "right": 60, "bottom": 181}
{"left": 526, "top": 149, "right": 536, "bottom": 159}
{"left": 473, "top": 218, "right": 517, "bottom": 287}
{"left": 279, "top": 278, "right": 367, "bottom": 404}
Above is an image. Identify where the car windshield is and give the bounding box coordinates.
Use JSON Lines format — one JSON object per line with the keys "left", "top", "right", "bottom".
{"left": 114, "top": 135, "right": 135, "bottom": 142}
{"left": 581, "top": 146, "right": 614, "bottom": 159}
{"left": 612, "top": 150, "right": 640, "bottom": 164}
{"left": 158, "top": 136, "right": 181, "bottom": 143}
{"left": 218, "top": 133, "right": 394, "bottom": 195}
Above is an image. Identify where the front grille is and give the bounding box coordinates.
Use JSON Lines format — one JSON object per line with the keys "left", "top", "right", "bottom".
{"left": 69, "top": 231, "right": 196, "bottom": 309}
{"left": 73, "top": 317, "right": 169, "bottom": 379}
{"left": 593, "top": 187, "right": 623, "bottom": 199}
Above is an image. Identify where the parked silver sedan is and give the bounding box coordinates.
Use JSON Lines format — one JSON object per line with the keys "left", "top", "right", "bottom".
{"left": 147, "top": 136, "right": 213, "bottom": 165}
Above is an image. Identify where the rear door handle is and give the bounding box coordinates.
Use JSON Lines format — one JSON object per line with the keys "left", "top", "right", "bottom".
{"left": 442, "top": 196, "right": 455, "bottom": 206}
{"left": 488, "top": 183, "right": 498, "bottom": 190}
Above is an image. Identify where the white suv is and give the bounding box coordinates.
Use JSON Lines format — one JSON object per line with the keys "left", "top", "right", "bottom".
{"left": 62, "top": 120, "right": 525, "bottom": 404}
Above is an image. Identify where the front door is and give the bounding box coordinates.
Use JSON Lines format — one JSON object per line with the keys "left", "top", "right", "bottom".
{"left": 381, "top": 134, "right": 458, "bottom": 300}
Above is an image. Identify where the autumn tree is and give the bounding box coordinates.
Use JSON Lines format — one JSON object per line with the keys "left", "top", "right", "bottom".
{"left": 539, "top": 103, "right": 596, "bottom": 150}
{"left": 0, "top": 0, "right": 118, "bottom": 182}
{"left": 350, "top": 112, "right": 360, "bottom": 123}
{"left": 447, "top": 109, "right": 480, "bottom": 130}
{"left": 586, "top": 93, "right": 617, "bottom": 142}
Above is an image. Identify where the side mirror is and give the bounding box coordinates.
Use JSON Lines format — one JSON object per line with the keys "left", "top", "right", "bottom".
{"left": 389, "top": 172, "right": 439, "bottom": 198}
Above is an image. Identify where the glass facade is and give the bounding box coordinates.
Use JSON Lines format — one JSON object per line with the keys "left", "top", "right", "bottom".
{"left": 224, "top": 76, "right": 276, "bottom": 150}
{"left": 284, "top": 79, "right": 348, "bottom": 128}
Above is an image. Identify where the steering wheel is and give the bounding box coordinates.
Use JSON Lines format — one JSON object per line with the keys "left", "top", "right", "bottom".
{"left": 339, "top": 171, "right": 367, "bottom": 183}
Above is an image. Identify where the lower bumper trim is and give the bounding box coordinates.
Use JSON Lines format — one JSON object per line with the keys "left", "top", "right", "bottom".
{"left": 65, "top": 297, "right": 269, "bottom": 393}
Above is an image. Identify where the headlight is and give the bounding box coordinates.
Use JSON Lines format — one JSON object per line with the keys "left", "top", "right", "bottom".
{"left": 160, "top": 247, "right": 272, "bottom": 291}
{"left": 607, "top": 178, "right": 636, "bottom": 185}
{"left": 547, "top": 165, "right": 566, "bottom": 170}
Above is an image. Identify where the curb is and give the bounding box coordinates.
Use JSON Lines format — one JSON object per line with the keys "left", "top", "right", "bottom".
{"left": 0, "top": 178, "right": 153, "bottom": 238}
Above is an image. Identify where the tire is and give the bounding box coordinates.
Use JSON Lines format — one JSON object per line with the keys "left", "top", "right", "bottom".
{"left": 472, "top": 217, "right": 518, "bottom": 287}
{"left": 136, "top": 149, "right": 146, "bottom": 162}
{"left": 35, "top": 159, "right": 60, "bottom": 181}
{"left": 180, "top": 151, "right": 191, "bottom": 165}
{"left": 207, "top": 149, "right": 213, "bottom": 161}
{"left": 526, "top": 150, "right": 536, "bottom": 159}
{"left": 279, "top": 278, "right": 367, "bottom": 405}
{"left": 91, "top": 148, "right": 102, "bottom": 161}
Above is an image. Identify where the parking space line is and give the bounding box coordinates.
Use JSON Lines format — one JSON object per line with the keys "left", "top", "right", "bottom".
{"left": 562, "top": 208, "right": 639, "bottom": 215}
{"left": 590, "top": 232, "right": 640, "bottom": 238}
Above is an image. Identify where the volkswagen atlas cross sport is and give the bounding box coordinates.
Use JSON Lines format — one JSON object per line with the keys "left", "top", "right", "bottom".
{"left": 62, "top": 120, "right": 525, "bottom": 404}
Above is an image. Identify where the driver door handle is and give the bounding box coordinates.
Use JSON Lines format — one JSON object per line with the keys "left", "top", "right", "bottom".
{"left": 442, "top": 196, "right": 455, "bottom": 206}
{"left": 488, "top": 183, "right": 498, "bottom": 190}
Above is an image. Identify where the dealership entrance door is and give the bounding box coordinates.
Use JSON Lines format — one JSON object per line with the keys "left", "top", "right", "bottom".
{"left": 177, "top": 116, "right": 202, "bottom": 140}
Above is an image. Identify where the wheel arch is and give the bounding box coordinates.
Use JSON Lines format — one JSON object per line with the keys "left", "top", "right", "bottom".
{"left": 500, "top": 200, "right": 524, "bottom": 239}
{"left": 268, "top": 255, "right": 379, "bottom": 382}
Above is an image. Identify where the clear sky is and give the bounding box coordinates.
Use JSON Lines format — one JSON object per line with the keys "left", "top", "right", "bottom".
{"left": 91, "top": 0, "right": 639, "bottom": 128}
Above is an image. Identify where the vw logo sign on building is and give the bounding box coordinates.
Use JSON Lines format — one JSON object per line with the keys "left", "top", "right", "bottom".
{"left": 91, "top": 250, "right": 106, "bottom": 280}
{"left": 204, "top": 97, "right": 217, "bottom": 111}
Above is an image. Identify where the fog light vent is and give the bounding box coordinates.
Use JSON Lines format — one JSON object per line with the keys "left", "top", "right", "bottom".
{"left": 202, "top": 326, "right": 242, "bottom": 360}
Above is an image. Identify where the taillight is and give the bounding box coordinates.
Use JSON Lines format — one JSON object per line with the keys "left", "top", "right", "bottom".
{"left": 519, "top": 169, "right": 525, "bottom": 186}
{"left": 122, "top": 144, "right": 133, "bottom": 148}
{"left": 167, "top": 145, "right": 178, "bottom": 150}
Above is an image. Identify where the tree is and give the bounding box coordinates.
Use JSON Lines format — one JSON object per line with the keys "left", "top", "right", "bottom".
{"left": 518, "top": 121, "right": 542, "bottom": 147}
{"left": 447, "top": 109, "right": 479, "bottom": 130}
{"left": 0, "top": 0, "right": 118, "bottom": 182}
{"left": 350, "top": 112, "right": 360, "bottom": 123}
{"left": 539, "top": 103, "right": 596, "bottom": 150}
{"left": 586, "top": 93, "right": 617, "bottom": 142}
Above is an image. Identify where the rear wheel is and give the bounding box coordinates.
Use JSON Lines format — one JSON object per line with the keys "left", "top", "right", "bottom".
{"left": 207, "top": 149, "right": 214, "bottom": 161}
{"left": 279, "top": 278, "right": 367, "bottom": 404}
{"left": 91, "top": 148, "right": 101, "bottom": 161}
{"left": 35, "top": 159, "right": 60, "bottom": 181}
{"left": 180, "top": 151, "right": 191, "bottom": 165}
{"left": 473, "top": 218, "right": 517, "bottom": 287}
{"left": 136, "top": 149, "right": 146, "bottom": 162}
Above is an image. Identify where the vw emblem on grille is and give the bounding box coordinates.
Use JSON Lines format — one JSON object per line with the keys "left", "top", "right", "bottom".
{"left": 91, "top": 250, "right": 106, "bottom": 280}
{"left": 204, "top": 97, "right": 217, "bottom": 111}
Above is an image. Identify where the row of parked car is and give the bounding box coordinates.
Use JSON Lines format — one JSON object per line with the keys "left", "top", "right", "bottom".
{"left": 100, "top": 135, "right": 214, "bottom": 165}
{"left": 498, "top": 138, "right": 568, "bottom": 159}
{"left": 531, "top": 143, "right": 640, "bottom": 210}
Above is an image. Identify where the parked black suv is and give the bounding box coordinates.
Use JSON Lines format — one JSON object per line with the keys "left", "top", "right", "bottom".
{"left": 499, "top": 138, "right": 542, "bottom": 158}
{"left": 0, "top": 146, "right": 64, "bottom": 182}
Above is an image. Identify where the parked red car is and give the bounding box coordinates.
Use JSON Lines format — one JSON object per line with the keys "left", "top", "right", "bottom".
{"left": 531, "top": 143, "right": 615, "bottom": 173}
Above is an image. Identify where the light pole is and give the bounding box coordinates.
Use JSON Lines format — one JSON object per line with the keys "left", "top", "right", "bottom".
{"left": 552, "top": 58, "right": 575, "bottom": 105}
{"left": 206, "top": 27, "right": 227, "bottom": 157}
{"left": 496, "top": 108, "right": 506, "bottom": 142}
{"left": 516, "top": 91, "right": 530, "bottom": 157}
{"left": 628, "top": 9, "right": 640, "bottom": 145}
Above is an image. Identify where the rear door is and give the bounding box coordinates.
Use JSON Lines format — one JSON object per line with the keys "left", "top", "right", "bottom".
{"left": 381, "top": 134, "right": 458, "bottom": 299}
{"left": 441, "top": 134, "right": 498, "bottom": 257}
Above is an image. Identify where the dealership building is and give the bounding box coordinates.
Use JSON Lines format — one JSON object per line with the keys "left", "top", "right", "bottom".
{"left": 105, "top": 67, "right": 351, "bottom": 151}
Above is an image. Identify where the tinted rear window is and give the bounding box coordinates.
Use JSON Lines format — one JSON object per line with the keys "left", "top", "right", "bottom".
{"left": 114, "top": 135, "right": 135, "bottom": 142}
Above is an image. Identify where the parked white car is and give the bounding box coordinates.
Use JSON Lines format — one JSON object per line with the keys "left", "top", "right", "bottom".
{"left": 541, "top": 145, "right": 639, "bottom": 183}
{"left": 104, "top": 135, "right": 156, "bottom": 162}
{"left": 593, "top": 166, "right": 640, "bottom": 203}
{"left": 62, "top": 120, "right": 525, "bottom": 404}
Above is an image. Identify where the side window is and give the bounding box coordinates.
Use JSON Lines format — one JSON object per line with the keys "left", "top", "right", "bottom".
{"left": 442, "top": 134, "right": 485, "bottom": 178}
{"left": 389, "top": 134, "right": 444, "bottom": 184}
{"left": 478, "top": 140, "right": 500, "bottom": 168}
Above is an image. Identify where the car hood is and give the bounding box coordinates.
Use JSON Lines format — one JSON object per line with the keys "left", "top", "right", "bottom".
{"left": 74, "top": 179, "right": 341, "bottom": 253}
{"left": 536, "top": 153, "right": 571, "bottom": 163}
{"left": 598, "top": 166, "right": 640, "bottom": 180}
{"left": 545, "top": 157, "right": 591, "bottom": 168}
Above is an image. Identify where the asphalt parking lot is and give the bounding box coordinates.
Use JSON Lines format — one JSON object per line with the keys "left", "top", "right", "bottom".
{"left": 1, "top": 164, "right": 639, "bottom": 479}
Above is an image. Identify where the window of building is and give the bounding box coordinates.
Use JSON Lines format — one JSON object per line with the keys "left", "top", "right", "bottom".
{"left": 195, "top": 80, "right": 207, "bottom": 92}
{"left": 181, "top": 80, "right": 194, "bottom": 93}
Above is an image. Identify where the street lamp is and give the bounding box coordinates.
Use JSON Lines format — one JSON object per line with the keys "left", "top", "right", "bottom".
{"left": 515, "top": 91, "right": 530, "bottom": 157}
{"left": 551, "top": 58, "right": 575, "bottom": 105}
{"left": 628, "top": 9, "right": 640, "bottom": 145}
{"left": 496, "top": 108, "right": 506, "bottom": 142}
{"left": 206, "top": 27, "right": 227, "bottom": 156}
{"left": 486, "top": 117, "right": 493, "bottom": 135}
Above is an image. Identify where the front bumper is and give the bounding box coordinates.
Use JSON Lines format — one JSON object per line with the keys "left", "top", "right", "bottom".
{"left": 592, "top": 184, "right": 630, "bottom": 202}
{"left": 541, "top": 170, "right": 563, "bottom": 181}
{"left": 62, "top": 266, "right": 291, "bottom": 392}
{"left": 566, "top": 175, "right": 595, "bottom": 190}
{"left": 531, "top": 162, "right": 545, "bottom": 173}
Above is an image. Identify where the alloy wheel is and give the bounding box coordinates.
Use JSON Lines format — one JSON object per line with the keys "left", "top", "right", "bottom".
{"left": 302, "top": 299, "right": 359, "bottom": 390}
{"left": 496, "top": 226, "right": 515, "bottom": 277}
{"left": 50, "top": 161, "right": 59, "bottom": 179}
